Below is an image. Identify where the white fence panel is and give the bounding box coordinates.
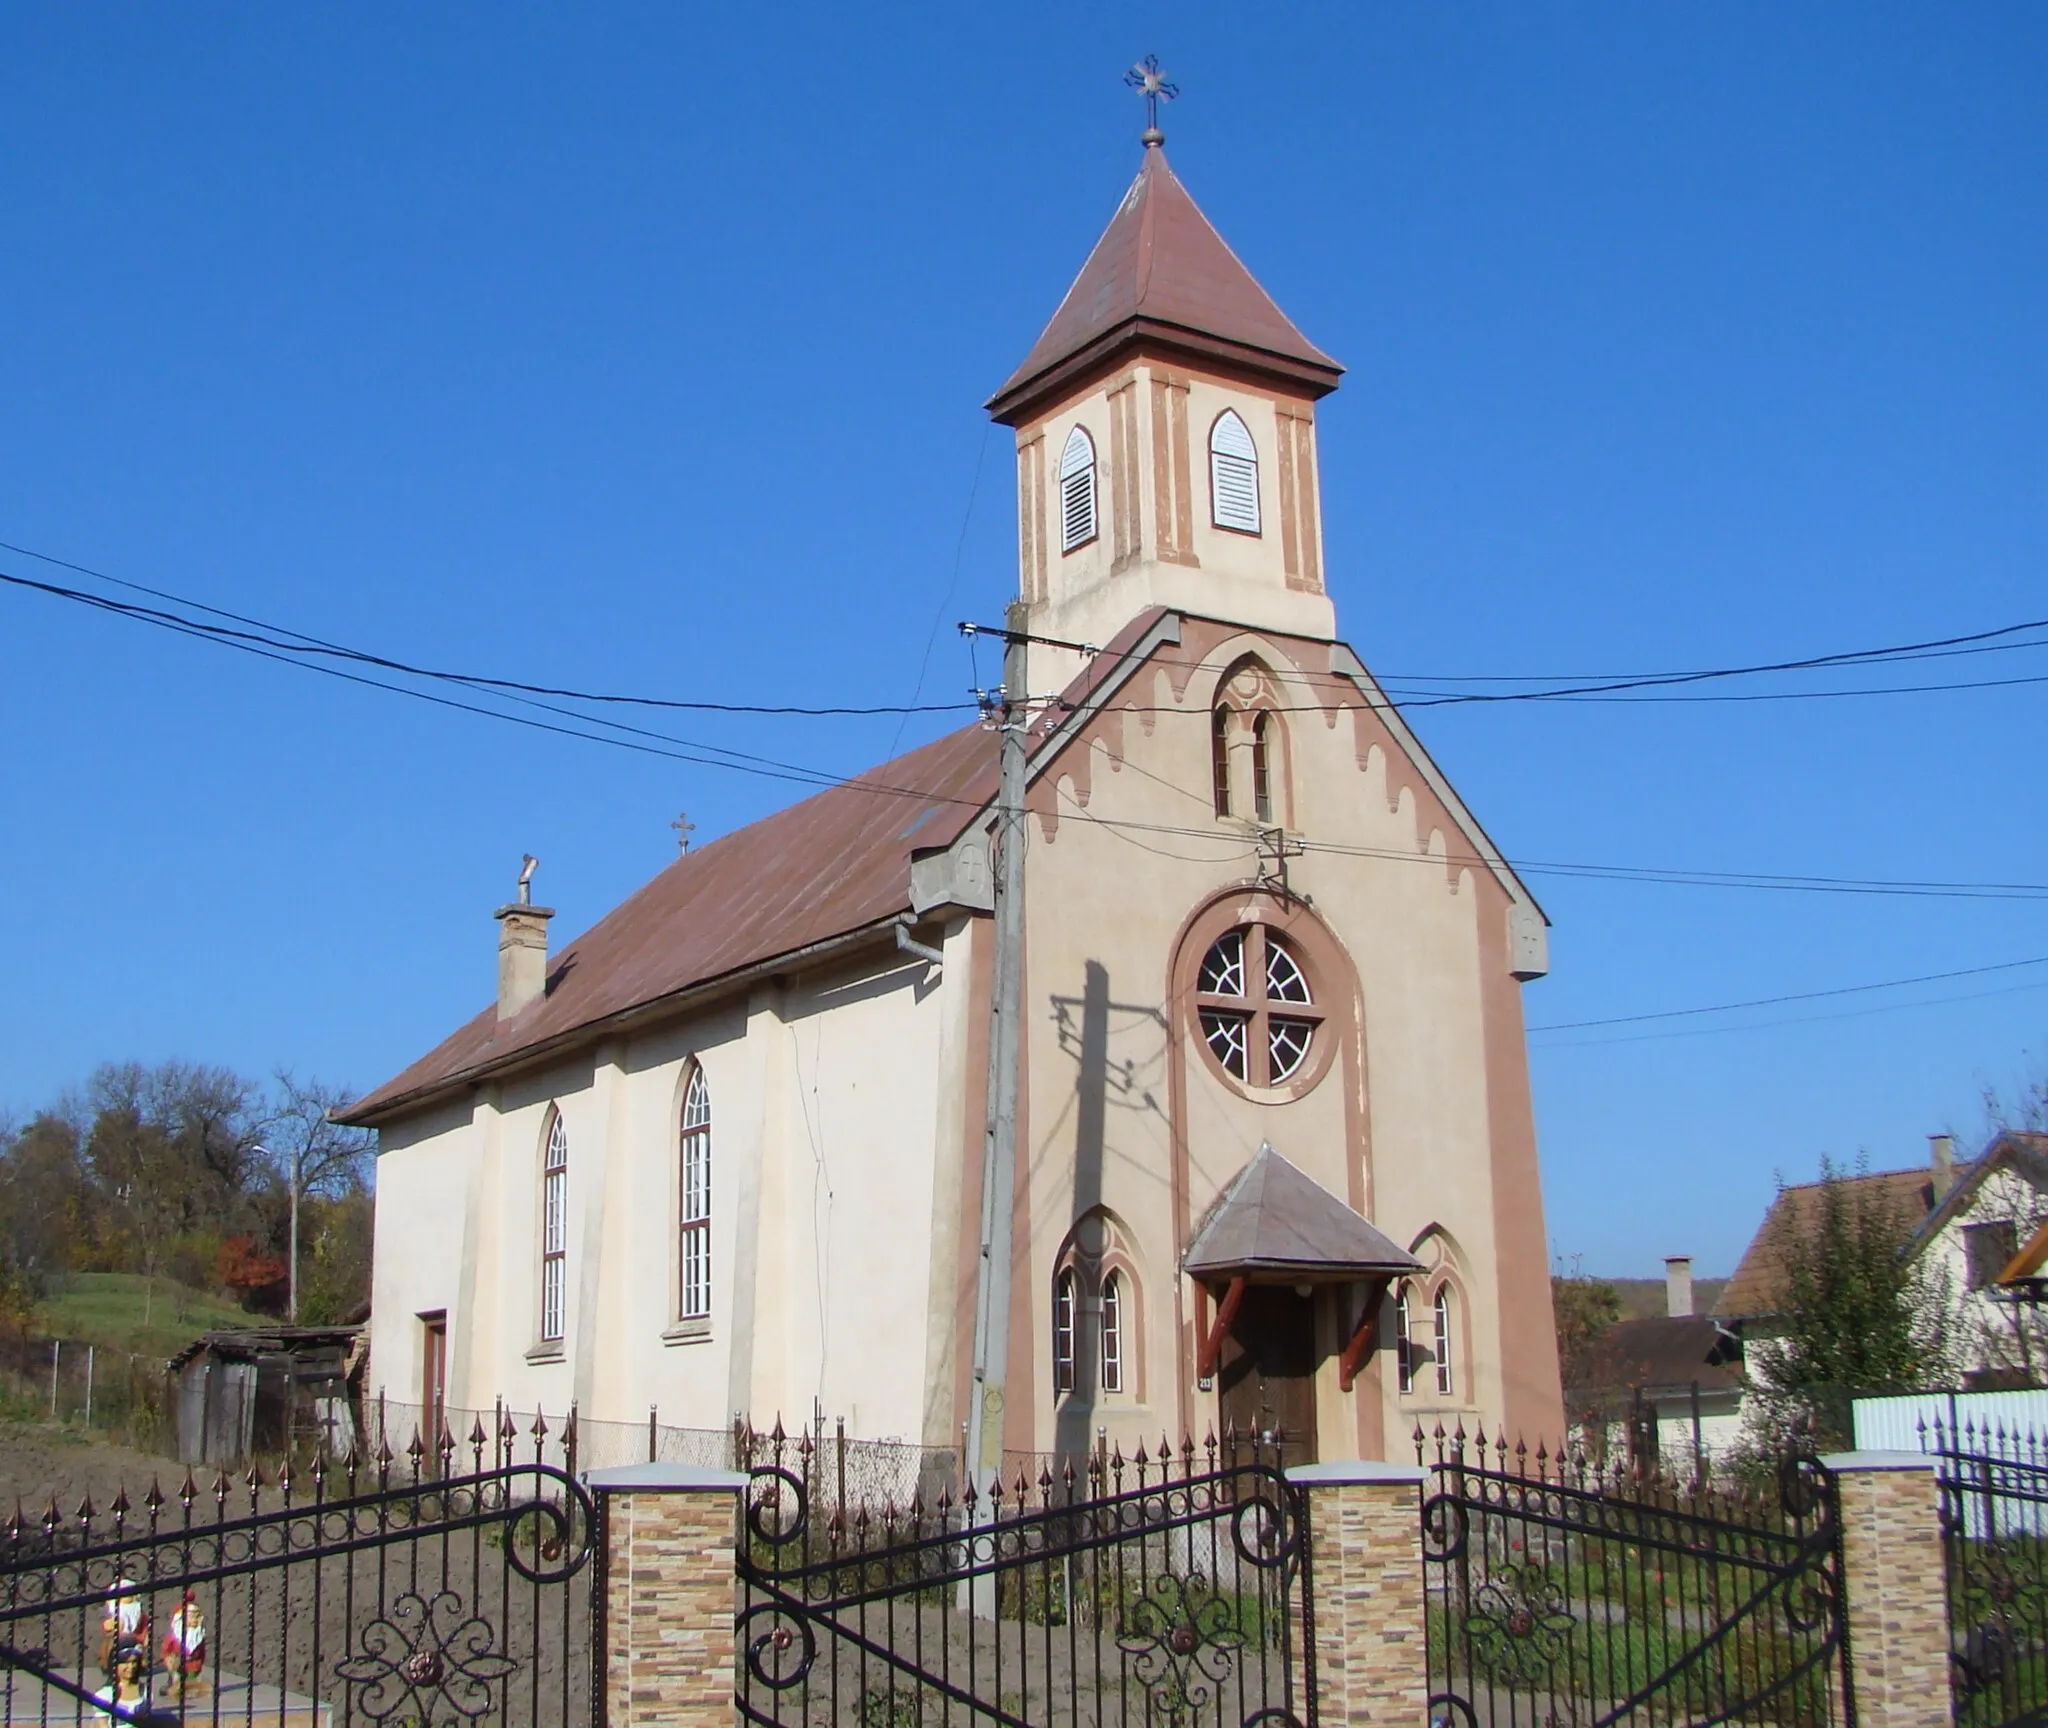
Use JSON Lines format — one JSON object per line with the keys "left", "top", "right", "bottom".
{"left": 1856, "top": 1389, "right": 2048, "bottom": 1537}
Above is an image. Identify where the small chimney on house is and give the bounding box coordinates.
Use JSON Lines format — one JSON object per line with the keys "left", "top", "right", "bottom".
{"left": 1664, "top": 1255, "right": 1694, "bottom": 1319}
{"left": 1931, "top": 1133, "right": 1957, "bottom": 1200}
{"left": 493, "top": 854, "right": 555, "bottom": 1021}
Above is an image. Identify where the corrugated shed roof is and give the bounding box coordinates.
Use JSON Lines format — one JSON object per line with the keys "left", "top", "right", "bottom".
{"left": 1183, "top": 1144, "right": 1421, "bottom": 1280}
{"left": 1715, "top": 1167, "right": 1941, "bottom": 1320}
{"left": 989, "top": 149, "right": 1341, "bottom": 420}
{"left": 341, "top": 724, "right": 996, "bottom": 1125}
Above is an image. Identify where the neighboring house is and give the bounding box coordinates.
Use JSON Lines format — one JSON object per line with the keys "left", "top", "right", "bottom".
{"left": 339, "top": 136, "right": 1567, "bottom": 1467}
{"left": 1716, "top": 1131, "right": 2048, "bottom": 1395}
{"left": 1567, "top": 1257, "right": 1745, "bottom": 1475}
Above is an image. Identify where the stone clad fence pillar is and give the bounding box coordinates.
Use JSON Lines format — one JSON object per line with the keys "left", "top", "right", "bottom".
{"left": 1820, "top": 1450, "right": 1950, "bottom": 1728}
{"left": 1287, "top": 1459, "right": 1431, "bottom": 1727}
{"left": 585, "top": 1461, "right": 747, "bottom": 1727}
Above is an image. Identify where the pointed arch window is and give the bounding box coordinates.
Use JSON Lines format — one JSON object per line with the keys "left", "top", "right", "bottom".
{"left": 1251, "top": 712, "right": 1274, "bottom": 822}
{"left": 540, "top": 1113, "right": 569, "bottom": 1344}
{"left": 1059, "top": 426, "right": 1098, "bottom": 552}
{"left": 1395, "top": 1291, "right": 1415, "bottom": 1395}
{"left": 1209, "top": 410, "right": 1261, "bottom": 534}
{"left": 1434, "top": 1286, "right": 1456, "bottom": 1396}
{"left": 1100, "top": 1272, "right": 1125, "bottom": 1393}
{"left": 1211, "top": 706, "right": 1233, "bottom": 817}
{"left": 679, "top": 1068, "right": 712, "bottom": 1321}
{"left": 1053, "top": 1269, "right": 1078, "bottom": 1394}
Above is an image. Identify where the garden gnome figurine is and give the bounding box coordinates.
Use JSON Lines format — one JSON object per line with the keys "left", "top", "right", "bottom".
{"left": 98, "top": 1576, "right": 151, "bottom": 1711}
{"left": 162, "top": 1589, "right": 208, "bottom": 1701}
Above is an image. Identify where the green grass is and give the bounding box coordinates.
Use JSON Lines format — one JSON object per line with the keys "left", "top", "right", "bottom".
{"left": 35, "top": 1272, "right": 256, "bottom": 1360}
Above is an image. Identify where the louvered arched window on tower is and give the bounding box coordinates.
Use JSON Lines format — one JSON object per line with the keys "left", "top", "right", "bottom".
{"left": 1209, "top": 410, "right": 1261, "bottom": 534}
{"left": 1059, "top": 426, "right": 1098, "bottom": 551}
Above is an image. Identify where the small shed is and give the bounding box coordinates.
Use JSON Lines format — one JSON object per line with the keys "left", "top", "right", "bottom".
{"left": 170, "top": 1325, "right": 363, "bottom": 1466}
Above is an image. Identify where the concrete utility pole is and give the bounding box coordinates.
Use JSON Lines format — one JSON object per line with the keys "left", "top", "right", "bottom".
{"left": 964, "top": 606, "right": 1030, "bottom": 1531}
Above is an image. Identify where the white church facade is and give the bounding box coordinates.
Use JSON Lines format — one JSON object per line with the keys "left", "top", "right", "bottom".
{"left": 344, "top": 138, "right": 1567, "bottom": 1466}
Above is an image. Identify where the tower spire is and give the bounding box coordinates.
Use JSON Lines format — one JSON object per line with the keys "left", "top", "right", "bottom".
{"left": 1123, "top": 54, "right": 1177, "bottom": 149}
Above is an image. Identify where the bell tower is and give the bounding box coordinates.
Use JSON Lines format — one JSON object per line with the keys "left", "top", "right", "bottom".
{"left": 987, "top": 123, "right": 1344, "bottom": 688}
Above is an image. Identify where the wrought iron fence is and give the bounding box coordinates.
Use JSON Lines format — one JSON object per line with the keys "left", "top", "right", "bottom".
{"left": 1419, "top": 1423, "right": 1847, "bottom": 1728}
{"left": 736, "top": 1422, "right": 1313, "bottom": 1728}
{"left": 0, "top": 1410, "right": 597, "bottom": 1726}
{"left": 1931, "top": 1412, "right": 2048, "bottom": 1727}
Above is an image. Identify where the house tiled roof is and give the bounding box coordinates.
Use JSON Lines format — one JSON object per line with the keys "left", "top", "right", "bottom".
{"left": 1715, "top": 1167, "right": 1942, "bottom": 1321}
{"left": 1569, "top": 1315, "right": 1742, "bottom": 1397}
{"left": 987, "top": 149, "right": 1341, "bottom": 424}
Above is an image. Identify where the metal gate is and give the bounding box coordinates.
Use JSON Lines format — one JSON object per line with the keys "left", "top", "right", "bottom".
{"left": 1931, "top": 1414, "right": 2048, "bottom": 1727}
{"left": 1421, "top": 1430, "right": 1848, "bottom": 1727}
{"left": 736, "top": 1430, "right": 1314, "bottom": 1728}
{"left": 0, "top": 1415, "right": 598, "bottom": 1726}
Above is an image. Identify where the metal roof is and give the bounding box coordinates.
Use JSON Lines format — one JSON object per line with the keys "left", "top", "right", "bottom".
{"left": 1183, "top": 1143, "right": 1421, "bottom": 1282}
{"left": 987, "top": 149, "right": 1342, "bottom": 425}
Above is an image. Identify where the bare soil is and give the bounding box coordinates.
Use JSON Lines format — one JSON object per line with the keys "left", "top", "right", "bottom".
{"left": 0, "top": 1421, "right": 186, "bottom": 1528}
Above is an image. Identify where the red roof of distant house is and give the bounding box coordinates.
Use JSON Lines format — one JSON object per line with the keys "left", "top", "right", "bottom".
{"left": 987, "top": 148, "right": 1342, "bottom": 424}
{"left": 1716, "top": 1167, "right": 1942, "bottom": 1320}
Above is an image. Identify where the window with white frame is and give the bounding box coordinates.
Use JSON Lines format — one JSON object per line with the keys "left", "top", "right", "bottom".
{"left": 1053, "top": 1269, "right": 1078, "bottom": 1394}
{"left": 1434, "top": 1286, "right": 1455, "bottom": 1396}
{"left": 1395, "top": 1291, "right": 1414, "bottom": 1394}
{"left": 1196, "top": 924, "right": 1322, "bottom": 1088}
{"left": 1251, "top": 712, "right": 1274, "bottom": 822}
{"left": 540, "top": 1113, "right": 568, "bottom": 1344}
{"left": 1209, "top": 410, "right": 1261, "bottom": 534}
{"left": 1100, "top": 1272, "right": 1125, "bottom": 1393}
{"left": 1059, "top": 426, "right": 1098, "bottom": 552}
{"left": 679, "top": 1068, "right": 712, "bottom": 1320}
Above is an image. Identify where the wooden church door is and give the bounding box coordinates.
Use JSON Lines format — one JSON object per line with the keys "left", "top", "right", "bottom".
{"left": 1217, "top": 1286, "right": 1318, "bottom": 1466}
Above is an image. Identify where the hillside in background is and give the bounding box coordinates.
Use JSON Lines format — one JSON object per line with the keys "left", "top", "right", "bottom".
{"left": 36, "top": 1272, "right": 255, "bottom": 1362}
{"left": 1604, "top": 1276, "right": 1730, "bottom": 1323}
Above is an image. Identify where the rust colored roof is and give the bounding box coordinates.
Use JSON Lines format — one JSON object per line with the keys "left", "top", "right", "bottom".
{"left": 1183, "top": 1144, "right": 1421, "bottom": 1281}
{"left": 341, "top": 725, "right": 996, "bottom": 1126}
{"left": 987, "top": 148, "right": 1342, "bottom": 424}
{"left": 1715, "top": 1166, "right": 1942, "bottom": 1320}
{"left": 340, "top": 609, "right": 1184, "bottom": 1129}
{"left": 1568, "top": 1315, "right": 1743, "bottom": 1398}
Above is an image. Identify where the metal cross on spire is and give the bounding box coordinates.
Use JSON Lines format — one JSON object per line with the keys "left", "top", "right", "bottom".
{"left": 1124, "top": 54, "right": 1178, "bottom": 148}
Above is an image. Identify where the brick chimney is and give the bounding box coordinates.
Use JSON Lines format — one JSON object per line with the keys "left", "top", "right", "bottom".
{"left": 493, "top": 855, "right": 555, "bottom": 1021}
{"left": 1931, "top": 1133, "right": 1957, "bottom": 1201}
{"left": 1664, "top": 1255, "right": 1694, "bottom": 1319}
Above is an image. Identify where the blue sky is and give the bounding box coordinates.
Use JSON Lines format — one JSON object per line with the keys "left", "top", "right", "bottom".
{"left": 2, "top": 5, "right": 2044, "bottom": 1277}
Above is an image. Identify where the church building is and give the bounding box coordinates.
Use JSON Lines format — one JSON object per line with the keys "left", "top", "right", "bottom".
{"left": 343, "top": 133, "right": 1566, "bottom": 1465}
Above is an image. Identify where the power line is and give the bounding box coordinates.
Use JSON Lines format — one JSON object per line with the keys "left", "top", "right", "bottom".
{"left": 1528, "top": 955, "right": 2048, "bottom": 1033}
{"left": 0, "top": 557, "right": 968, "bottom": 718}
{"left": 8, "top": 548, "right": 2048, "bottom": 901}
{"left": 1531, "top": 976, "right": 2048, "bottom": 1049}
{"left": 10, "top": 534, "right": 2048, "bottom": 718}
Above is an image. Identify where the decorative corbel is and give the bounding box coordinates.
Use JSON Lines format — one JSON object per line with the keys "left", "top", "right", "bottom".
{"left": 1337, "top": 1276, "right": 1393, "bottom": 1392}
{"left": 1195, "top": 1276, "right": 1248, "bottom": 1382}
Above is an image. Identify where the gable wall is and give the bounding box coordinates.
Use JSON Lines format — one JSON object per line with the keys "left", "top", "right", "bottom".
{"left": 1010, "top": 615, "right": 1563, "bottom": 1460}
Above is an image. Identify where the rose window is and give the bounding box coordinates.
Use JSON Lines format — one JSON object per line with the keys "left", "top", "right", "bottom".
{"left": 1196, "top": 927, "right": 1323, "bottom": 1088}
